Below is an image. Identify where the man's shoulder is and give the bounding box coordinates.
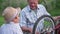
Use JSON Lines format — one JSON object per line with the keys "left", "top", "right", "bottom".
{"left": 21, "top": 5, "right": 30, "bottom": 12}
{"left": 38, "top": 4, "right": 45, "bottom": 8}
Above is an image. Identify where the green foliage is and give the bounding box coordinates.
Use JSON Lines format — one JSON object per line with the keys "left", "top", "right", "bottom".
{"left": 48, "top": 8, "right": 60, "bottom": 16}
{"left": 0, "top": 0, "right": 27, "bottom": 16}
{"left": 44, "top": 20, "right": 52, "bottom": 28}
{"left": 56, "top": 0, "right": 60, "bottom": 8}
{"left": 0, "top": 16, "right": 4, "bottom": 26}
{"left": 38, "top": 0, "right": 43, "bottom": 4}
{"left": 41, "top": 0, "right": 56, "bottom": 11}
{"left": 20, "top": 0, "right": 27, "bottom": 9}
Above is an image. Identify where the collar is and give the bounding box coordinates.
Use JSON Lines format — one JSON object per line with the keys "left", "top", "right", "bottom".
{"left": 9, "top": 22, "right": 19, "bottom": 26}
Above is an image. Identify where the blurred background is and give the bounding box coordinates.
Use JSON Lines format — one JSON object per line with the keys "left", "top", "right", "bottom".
{"left": 0, "top": 0, "right": 60, "bottom": 26}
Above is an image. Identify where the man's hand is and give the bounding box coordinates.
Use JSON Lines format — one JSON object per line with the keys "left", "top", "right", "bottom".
{"left": 28, "top": 28, "right": 32, "bottom": 33}
{"left": 21, "top": 26, "right": 32, "bottom": 33}
{"left": 35, "top": 31, "right": 40, "bottom": 34}
{"left": 21, "top": 26, "right": 40, "bottom": 34}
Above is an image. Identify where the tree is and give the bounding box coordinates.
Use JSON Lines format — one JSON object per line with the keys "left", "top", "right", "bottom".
{"left": 39, "top": 0, "right": 56, "bottom": 11}
{"left": 0, "top": 0, "right": 27, "bottom": 15}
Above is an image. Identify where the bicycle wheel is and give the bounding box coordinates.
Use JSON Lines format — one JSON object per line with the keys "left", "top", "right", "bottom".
{"left": 32, "top": 15, "right": 55, "bottom": 34}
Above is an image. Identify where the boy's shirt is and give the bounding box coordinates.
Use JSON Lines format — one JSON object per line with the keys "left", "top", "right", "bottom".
{"left": 0, "top": 22, "right": 23, "bottom": 34}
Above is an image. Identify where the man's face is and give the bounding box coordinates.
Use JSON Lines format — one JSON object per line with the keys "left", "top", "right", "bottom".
{"left": 28, "top": 0, "right": 38, "bottom": 10}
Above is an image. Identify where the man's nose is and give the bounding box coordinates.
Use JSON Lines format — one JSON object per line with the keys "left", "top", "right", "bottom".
{"left": 31, "top": 3, "right": 35, "bottom": 6}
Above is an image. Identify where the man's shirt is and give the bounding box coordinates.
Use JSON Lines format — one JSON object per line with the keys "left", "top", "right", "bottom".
{"left": 0, "top": 22, "right": 23, "bottom": 34}
{"left": 20, "top": 4, "right": 50, "bottom": 32}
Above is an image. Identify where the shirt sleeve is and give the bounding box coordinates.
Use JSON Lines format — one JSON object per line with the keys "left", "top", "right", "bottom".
{"left": 20, "top": 11, "right": 27, "bottom": 27}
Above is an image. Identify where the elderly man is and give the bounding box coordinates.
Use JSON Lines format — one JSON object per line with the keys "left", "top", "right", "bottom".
{"left": 20, "top": 0, "right": 50, "bottom": 34}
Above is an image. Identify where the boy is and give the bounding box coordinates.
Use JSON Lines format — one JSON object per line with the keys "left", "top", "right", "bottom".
{"left": 0, "top": 7, "right": 23, "bottom": 34}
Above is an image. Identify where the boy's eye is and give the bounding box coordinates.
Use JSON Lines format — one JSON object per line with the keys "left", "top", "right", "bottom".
{"left": 15, "top": 17, "right": 17, "bottom": 19}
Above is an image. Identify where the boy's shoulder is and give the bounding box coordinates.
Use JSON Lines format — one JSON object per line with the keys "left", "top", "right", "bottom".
{"left": 0, "top": 24, "right": 13, "bottom": 30}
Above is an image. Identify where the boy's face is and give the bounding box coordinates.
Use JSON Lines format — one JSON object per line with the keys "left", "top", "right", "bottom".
{"left": 13, "top": 15, "right": 19, "bottom": 23}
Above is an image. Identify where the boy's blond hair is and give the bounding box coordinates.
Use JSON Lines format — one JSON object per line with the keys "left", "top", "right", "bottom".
{"left": 2, "top": 7, "right": 20, "bottom": 22}
{"left": 16, "top": 7, "right": 21, "bottom": 12}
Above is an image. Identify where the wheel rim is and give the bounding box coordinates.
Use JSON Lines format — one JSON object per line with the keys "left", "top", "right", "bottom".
{"left": 32, "top": 15, "right": 55, "bottom": 34}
